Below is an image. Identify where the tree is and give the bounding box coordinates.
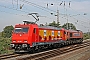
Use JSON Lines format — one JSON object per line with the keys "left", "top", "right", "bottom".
{"left": 2, "top": 25, "right": 14, "bottom": 38}
{"left": 48, "top": 21, "right": 61, "bottom": 28}
{"left": 62, "top": 23, "right": 76, "bottom": 30}
{"left": 0, "top": 32, "right": 2, "bottom": 37}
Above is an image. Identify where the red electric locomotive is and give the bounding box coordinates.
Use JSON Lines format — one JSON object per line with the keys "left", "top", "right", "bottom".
{"left": 10, "top": 21, "right": 83, "bottom": 52}
{"left": 65, "top": 30, "right": 83, "bottom": 45}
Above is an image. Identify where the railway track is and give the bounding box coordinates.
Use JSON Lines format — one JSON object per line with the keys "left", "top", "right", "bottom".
{"left": 0, "top": 53, "right": 26, "bottom": 60}
{"left": 17, "top": 41, "right": 90, "bottom": 60}
{"left": 0, "top": 41, "right": 90, "bottom": 60}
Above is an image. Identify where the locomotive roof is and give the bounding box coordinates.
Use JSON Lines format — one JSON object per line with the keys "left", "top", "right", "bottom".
{"left": 39, "top": 26, "right": 62, "bottom": 30}
{"left": 66, "top": 29, "right": 82, "bottom": 32}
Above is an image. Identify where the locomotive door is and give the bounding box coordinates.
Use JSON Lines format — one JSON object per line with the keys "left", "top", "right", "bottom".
{"left": 33, "top": 28, "right": 39, "bottom": 43}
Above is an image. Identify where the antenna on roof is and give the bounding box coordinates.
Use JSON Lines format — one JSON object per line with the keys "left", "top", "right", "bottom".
{"left": 28, "top": 13, "right": 39, "bottom": 23}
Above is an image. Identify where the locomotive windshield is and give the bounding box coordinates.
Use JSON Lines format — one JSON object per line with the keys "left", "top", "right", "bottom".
{"left": 14, "top": 28, "right": 29, "bottom": 33}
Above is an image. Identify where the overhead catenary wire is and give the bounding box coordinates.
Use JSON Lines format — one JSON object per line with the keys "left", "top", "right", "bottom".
{"left": 0, "top": 5, "right": 57, "bottom": 22}
{"left": 67, "top": 5, "right": 90, "bottom": 23}
{"left": 0, "top": 4, "right": 57, "bottom": 22}
{"left": 1, "top": 0, "right": 15, "bottom": 8}
{"left": 0, "top": 0, "right": 89, "bottom": 29}
{"left": 19, "top": 0, "right": 65, "bottom": 15}
{"left": 20, "top": 0, "right": 53, "bottom": 13}
{"left": 58, "top": 1, "right": 90, "bottom": 30}
{"left": 13, "top": 0, "right": 69, "bottom": 22}
{"left": 1, "top": 0, "right": 89, "bottom": 24}
{"left": 19, "top": 0, "right": 73, "bottom": 24}
{"left": 12, "top": 0, "right": 14, "bottom": 8}
{"left": 0, "top": 5, "right": 29, "bottom": 13}
{"left": 17, "top": 0, "right": 18, "bottom": 9}
{"left": 0, "top": 10, "right": 31, "bottom": 18}
{"left": 12, "top": 0, "right": 51, "bottom": 14}
{"left": 60, "top": 1, "right": 90, "bottom": 25}
{"left": 0, "top": 0, "right": 87, "bottom": 22}
{"left": 13, "top": 0, "right": 58, "bottom": 18}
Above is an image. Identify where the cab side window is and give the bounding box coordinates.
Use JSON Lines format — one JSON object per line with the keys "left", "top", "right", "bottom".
{"left": 70, "top": 33, "right": 72, "bottom": 37}
{"left": 33, "top": 28, "right": 36, "bottom": 33}
{"left": 67, "top": 32, "right": 68, "bottom": 35}
{"left": 64, "top": 31, "right": 66, "bottom": 34}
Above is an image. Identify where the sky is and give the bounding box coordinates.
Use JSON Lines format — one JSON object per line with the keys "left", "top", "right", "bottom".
{"left": 0, "top": 0, "right": 90, "bottom": 33}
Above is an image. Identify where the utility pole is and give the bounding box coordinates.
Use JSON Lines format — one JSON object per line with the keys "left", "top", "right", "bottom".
{"left": 55, "top": 9, "right": 59, "bottom": 24}
{"left": 66, "top": 9, "right": 68, "bottom": 29}
{"left": 48, "top": 2, "right": 60, "bottom": 24}
{"left": 66, "top": 1, "right": 71, "bottom": 29}
{"left": 57, "top": 9, "right": 59, "bottom": 24}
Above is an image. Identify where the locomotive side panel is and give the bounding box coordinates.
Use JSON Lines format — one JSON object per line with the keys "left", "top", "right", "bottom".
{"left": 66, "top": 30, "right": 83, "bottom": 40}
{"left": 39, "top": 29, "right": 44, "bottom": 41}
{"left": 39, "top": 28, "right": 63, "bottom": 42}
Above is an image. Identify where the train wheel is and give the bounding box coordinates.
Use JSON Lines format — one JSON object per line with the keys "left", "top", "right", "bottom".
{"left": 30, "top": 48, "right": 35, "bottom": 53}
{"left": 36, "top": 46, "right": 41, "bottom": 52}
{"left": 48, "top": 45, "right": 52, "bottom": 49}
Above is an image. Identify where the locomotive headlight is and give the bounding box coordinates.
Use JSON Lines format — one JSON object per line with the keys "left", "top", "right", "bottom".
{"left": 24, "top": 40, "right": 27, "bottom": 43}
{"left": 10, "top": 44, "right": 15, "bottom": 47}
{"left": 22, "top": 44, "right": 27, "bottom": 47}
{"left": 13, "top": 40, "right": 16, "bottom": 42}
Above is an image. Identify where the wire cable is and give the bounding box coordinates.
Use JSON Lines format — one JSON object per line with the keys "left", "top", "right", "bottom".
{"left": 0, "top": 10, "right": 30, "bottom": 18}
{"left": 0, "top": 5, "right": 29, "bottom": 13}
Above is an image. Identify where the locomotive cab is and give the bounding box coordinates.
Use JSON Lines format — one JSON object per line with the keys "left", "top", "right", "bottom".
{"left": 10, "top": 21, "right": 38, "bottom": 52}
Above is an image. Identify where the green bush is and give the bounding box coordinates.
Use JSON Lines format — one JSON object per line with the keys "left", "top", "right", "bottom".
{"left": 0, "top": 37, "right": 13, "bottom": 54}
{"left": 83, "top": 33, "right": 90, "bottom": 40}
